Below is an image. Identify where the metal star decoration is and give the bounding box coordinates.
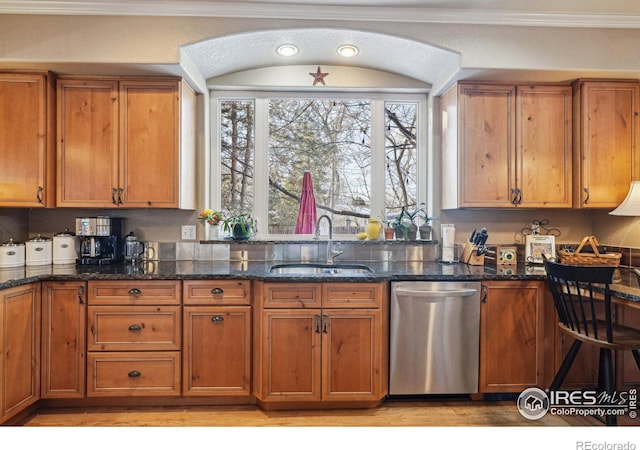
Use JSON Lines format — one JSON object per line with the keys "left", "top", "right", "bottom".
{"left": 309, "top": 66, "right": 329, "bottom": 86}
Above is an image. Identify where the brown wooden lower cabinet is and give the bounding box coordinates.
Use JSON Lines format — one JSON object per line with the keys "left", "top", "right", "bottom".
{"left": 253, "top": 281, "right": 388, "bottom": 408}
{"left": 4, "top": 276, "right": 637, "bottom": 422}
{"left": 0, "top": 283, "right": 40, "bottom": 423}
{"left": 85, "top": 280, "right": 182, "bottom": 398}
{"left": 479, "top": 280, "right": 546, "bottom": 393}
{"left": 182, "top": 280, "right": 252, "bottom": 397}
{"left": 182, "top": 306, "right": 251, "bottom": 396}
{"left": 41, "top": 281, "right": 86, "bottom": 399}
{"left": 322, "top": 308, "right": 383, "bottom": 401}
{"left": 257, "top": 309, "right": 322, "bottom": 401}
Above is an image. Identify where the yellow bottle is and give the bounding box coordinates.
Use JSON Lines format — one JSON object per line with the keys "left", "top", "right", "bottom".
{"left": 365, "top": 218, "right": 383, "bottom": 240}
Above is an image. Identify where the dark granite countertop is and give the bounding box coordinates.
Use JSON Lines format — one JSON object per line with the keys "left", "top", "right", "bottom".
{"left": 1, "top": 260, "right": 639, "bottom": 303}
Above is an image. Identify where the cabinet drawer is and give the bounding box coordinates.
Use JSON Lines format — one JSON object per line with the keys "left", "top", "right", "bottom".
{"left": 88, "top": 306, "right": 181, "bottom": 351}
{"left": 263, "top": 283, "right": 321, "bottom": 308}
{"left": 87, "top": 351, "right": 180, "bottom": 396}
{"left": 323, "top": 283, "right": 382, "bottom": 308}
{"left": 88, "top": 280, "right": 181, "bottom": 305}
{"left": 183, "top": 280, "right": 251, "bottom": 305}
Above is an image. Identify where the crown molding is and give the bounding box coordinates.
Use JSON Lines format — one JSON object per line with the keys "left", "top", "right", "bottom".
{"left": 0, "top": 1, "right": 639, "bottom": 29}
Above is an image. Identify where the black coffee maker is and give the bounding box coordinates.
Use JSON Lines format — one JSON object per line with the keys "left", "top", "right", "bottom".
{"left": 75, "top": 216, "right": 124, "bottom": 265}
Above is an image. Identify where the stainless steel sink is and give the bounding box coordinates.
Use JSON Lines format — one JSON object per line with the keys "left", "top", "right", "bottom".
{"left": 268, "top": 263, "right": 374, "bottom": 275}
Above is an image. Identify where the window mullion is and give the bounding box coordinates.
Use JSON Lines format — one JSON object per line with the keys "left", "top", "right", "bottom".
{"left": 253, "top": 98, "right": 269, "bottom": 237}
{"left": 371, "top": 99, "right": 386, "bottom": 221}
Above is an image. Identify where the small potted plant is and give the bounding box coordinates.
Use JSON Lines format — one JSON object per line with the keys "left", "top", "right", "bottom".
{"left": 403, "top": 205, "right": 424, "bottom": 240}
{"left": 416, "top": 203, "right": 436, "bottom": 241}
{"left": 221, "top": 212, "right": 254, "bottom": 241}
{"left": 392, "top": 208, "right": 408, "bottom": 240}
{"left": 382, "top": 219, "right": 395, "bottom": 240}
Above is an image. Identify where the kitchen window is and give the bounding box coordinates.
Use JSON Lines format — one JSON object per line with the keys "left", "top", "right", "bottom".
{"left": 211, "top": 92, "right": 427, "bottom": 238}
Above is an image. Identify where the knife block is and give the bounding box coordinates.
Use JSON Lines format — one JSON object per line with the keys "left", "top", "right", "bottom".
{"left": 461, "top": 241, "right": 485, "bottom": 266}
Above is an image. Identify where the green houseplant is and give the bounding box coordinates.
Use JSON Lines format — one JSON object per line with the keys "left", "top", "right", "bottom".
{"left": 221, "top": 213, "right": 254, "bottom": 240}
{"left": 415, "top": 203, "right": 436, "bottom": 241}
{"left": 392, "top": 208, "right": 409, "bottom": 240}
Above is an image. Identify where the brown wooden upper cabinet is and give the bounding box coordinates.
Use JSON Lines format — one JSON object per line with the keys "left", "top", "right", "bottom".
{"left": 0, "top": 71, "right": 56, "bottom": 207}
{"left": 56, "top": 76, "right": 196, "bottom": 208}
{"left": 441, "top": 82, "right": 572, "bottom": 209}
{"left": 572, "top": 79, "right": 640, "bottom": 209}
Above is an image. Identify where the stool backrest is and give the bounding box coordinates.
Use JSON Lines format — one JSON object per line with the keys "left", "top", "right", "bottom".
{"left": 544, "top": 260, "right": 616, "bottom": 343}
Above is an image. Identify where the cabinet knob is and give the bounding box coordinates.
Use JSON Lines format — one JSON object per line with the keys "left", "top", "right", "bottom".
{"left": 128, "top": 288, "right": 142, "bottom": 296}
{"left": 211, "top": 288, "right": 224, "bottom": 295}
{"left": 211, "top": 316, "right": 224, "bottom": 323}
{"left": 128, "top": 324, "right": 142, "bottom": 331}
{"left": 36, "top": 186, "right": 43, "bottom": 204}
{"left": 128, "top": 370, "right": 141, "bottom": 378}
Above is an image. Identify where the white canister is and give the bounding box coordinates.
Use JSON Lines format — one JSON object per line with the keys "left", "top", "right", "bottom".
{"left": 53, "top": 229, "right": 79, "bottom": 265}
{"left": 26, "top": 234, "right": 52, "bottom": 266}
{"left": 0, "top": 239, "right": 25, "bottom": 268}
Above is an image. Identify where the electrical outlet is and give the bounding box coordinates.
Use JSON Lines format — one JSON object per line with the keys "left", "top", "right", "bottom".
{"left": 181, "top": 225, "right": 196, "bottom": 240}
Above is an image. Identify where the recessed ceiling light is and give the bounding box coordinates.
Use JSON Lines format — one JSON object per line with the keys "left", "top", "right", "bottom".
{"left": 276, "top": 44, "right": 299, "bottom": 57}
{"left": 337, "top": 45, "right": 359, "bottom": 58}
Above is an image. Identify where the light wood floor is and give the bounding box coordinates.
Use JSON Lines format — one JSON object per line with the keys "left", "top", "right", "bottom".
{"left": 20, "top": 399, "right": 608, "bottom": 427}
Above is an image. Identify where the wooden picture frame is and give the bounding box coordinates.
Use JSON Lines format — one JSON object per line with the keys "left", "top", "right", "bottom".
{"left": 525, "top": 234, "right": 556, "bottom": 264}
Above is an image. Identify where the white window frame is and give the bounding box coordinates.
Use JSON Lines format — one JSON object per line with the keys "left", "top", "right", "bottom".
{"left": 210, "top": 91, "right": 428, "bottom": 240}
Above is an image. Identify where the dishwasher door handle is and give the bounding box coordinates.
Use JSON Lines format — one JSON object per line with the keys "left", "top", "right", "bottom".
{"left": 394, "top": 288, "right": 478, "bottom": 298}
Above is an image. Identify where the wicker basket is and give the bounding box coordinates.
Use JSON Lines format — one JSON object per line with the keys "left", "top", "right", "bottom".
{"left": 558, "top": 235, "right": 622, "bottom": 267}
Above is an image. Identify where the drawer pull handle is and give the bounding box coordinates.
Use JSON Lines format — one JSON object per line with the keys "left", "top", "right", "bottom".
{"left": 128, "top": 370, "right": 141, "bottom": 378}
{"left": 211, "top": 288, "right": 224, "bottom": 295}
{"left": 128, "top": 324, "right": 142, "bottom": 331}
{"left": 128, "top": 288, "right": 142, "bottom": 296}
{"left": 211, "top": 316, "right": 224, "bottom": 323}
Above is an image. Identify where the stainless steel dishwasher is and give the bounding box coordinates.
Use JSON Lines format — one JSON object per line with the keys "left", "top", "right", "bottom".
{"left": 389, "top": 281, "right": 481, "bottom": 395}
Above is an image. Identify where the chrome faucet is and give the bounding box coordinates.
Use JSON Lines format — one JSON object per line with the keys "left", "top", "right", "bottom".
{"left": 314, "top": 214, "right": 343, "bottom": 264}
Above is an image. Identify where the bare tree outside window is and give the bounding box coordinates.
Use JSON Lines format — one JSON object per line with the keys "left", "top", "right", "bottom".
{"left": 220, "top": 100, "right": 254, "bottom": 215}
{"left": 268, "top": 99, "right": 371, "bottom": 234}
{"left": 218, "top": 97, "right": 419, "bottom": 236}
{"left": 385, "top": 102, "right": 418, "bottom": 218}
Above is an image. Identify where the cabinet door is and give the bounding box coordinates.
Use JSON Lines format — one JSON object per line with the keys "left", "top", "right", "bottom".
{"left": 183, "top": 306, "right": 251, "bottom": 396}
{"left": 0, "top": 72, "right": 54, "bottom": 207}
{"left": 56, "top": 78, "right": 119, "bottom": 207}
{"left": 0, "top": 283, "right": 40, "bottom": 422}
{"left": 41, "top": 281, "right": 86, "bottom": 399}
{"left": 574, "top": 80, "right": 640, "bottom": 208}
{"left": 257, "top": 309, "right": 321, "bottom": 402}
{"left": 322, "top": 309, "right": 384, "bottom": 401}
{"left": 479, "top": 281, "right": 544, "bottom": 392}
{"left": 119, "top": 80, "right": 180, "bottom": 207}
{"left": 517, "top": 85, "right": 572, "bottom": 208}
{"left": 458, "top": 84, "right": 516, "bottom": 207}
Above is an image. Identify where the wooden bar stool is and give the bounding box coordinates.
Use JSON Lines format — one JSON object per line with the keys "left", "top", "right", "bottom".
{"left": 544, "top": 259, "right": 640, "bottom": 426}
